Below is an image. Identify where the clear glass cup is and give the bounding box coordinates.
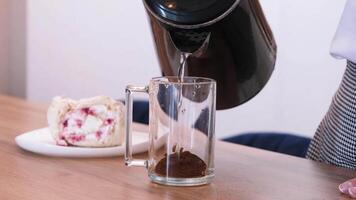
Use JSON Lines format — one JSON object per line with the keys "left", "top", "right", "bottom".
{"left": 125, "top": 76, "right": 216, "bottom": 186}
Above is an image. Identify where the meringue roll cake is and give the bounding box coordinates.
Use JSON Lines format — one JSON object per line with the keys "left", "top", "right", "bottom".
{"left": 47, "top": 96, "right": 125, "bottom": 147}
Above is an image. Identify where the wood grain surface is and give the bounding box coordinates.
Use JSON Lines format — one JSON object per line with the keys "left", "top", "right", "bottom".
{"left": 0, "top": 95, "right": 355, "bottom": 200}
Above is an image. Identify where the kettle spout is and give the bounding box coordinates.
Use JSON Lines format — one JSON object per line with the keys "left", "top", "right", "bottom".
{"left": 167, "top": 30, "right": 211, "bottom": 57}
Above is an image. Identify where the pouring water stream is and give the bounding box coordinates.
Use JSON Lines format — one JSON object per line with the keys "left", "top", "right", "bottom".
{"left": 176, "top": 33, "right": 211, "bottom": 159}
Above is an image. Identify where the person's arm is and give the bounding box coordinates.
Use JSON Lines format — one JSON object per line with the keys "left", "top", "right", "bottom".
{"left": 330, "top": 0, "right": 356, "bottom": 63}
{"left": 305, "top": 0, "right": 356, "bottom": 198}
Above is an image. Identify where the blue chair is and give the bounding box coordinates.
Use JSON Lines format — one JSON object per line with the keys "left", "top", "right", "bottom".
{"left": 223, "top": 133, "right": 311, "bottom": 158}
{"left": 132, "top": 101, "right": 149, "bottom": 125}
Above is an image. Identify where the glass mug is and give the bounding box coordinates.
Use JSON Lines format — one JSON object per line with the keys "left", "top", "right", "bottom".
{"left": 125, "top": 77, "right": 216, "bottom": 186}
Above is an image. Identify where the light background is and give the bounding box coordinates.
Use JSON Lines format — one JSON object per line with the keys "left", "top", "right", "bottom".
{"left": 0, "top": 0, "right": 348, "bottom": 138}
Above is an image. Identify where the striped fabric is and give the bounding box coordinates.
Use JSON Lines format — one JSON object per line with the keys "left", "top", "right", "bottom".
{"left": 307, "top": 61, "right": 356, "bottom": 169}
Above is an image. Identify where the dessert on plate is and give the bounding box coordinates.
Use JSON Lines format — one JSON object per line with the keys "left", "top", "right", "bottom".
{"left": 47, "top": 96, "right": 125, "bottom": 147}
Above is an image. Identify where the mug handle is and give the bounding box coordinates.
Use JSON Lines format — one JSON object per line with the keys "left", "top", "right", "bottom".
{"left": 125, "top": 85, "right": 149, "bottom": 167}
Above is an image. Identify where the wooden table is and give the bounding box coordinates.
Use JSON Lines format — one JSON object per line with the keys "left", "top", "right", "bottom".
{"left": 0, "top": 95, "right": 355, "bottom": 200}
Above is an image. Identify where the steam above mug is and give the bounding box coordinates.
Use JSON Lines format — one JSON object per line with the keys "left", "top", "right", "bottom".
{"left": 143, "top": 0, "right": 277, "bottom": 110}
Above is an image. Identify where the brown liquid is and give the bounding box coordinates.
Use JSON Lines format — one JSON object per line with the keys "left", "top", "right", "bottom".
{"left": 154, "top": 145, "right": 207, "bottom": 178}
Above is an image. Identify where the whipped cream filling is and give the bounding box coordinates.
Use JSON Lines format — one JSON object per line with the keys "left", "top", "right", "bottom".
{"left": 59, "top": 105, "right": 115, "bottom": 145}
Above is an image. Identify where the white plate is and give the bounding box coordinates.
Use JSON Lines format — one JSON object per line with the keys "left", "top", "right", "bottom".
{"left": 15, "top": 128, "right": 166, "bottom": 158}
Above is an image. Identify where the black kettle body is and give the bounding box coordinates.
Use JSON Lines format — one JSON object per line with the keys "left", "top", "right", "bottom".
{"left": 143, "top": 0, "right": 277, "bottom": 110}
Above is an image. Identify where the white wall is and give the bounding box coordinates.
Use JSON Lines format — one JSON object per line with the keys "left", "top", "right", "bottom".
{"left": 0, "top": 0, "right": 10, "bottom": 94}
{"left": 0, "top": 0, "right": 27, "bottom": 97}
{"left": 8, "top": 0, "right": 27, "bottom": 98}
{"left": 27, "top": 0, "right": 159, "bottom": 100}
{"left": 26, "top": 0, "right": 348, "bottom": 138}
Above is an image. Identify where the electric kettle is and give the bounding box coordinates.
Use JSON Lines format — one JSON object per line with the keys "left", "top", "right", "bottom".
{"left": 143, "top": 0, "right": 277, "bottom": 110}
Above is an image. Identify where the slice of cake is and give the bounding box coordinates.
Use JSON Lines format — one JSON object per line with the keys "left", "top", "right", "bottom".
{"left": 47, "top": 96, "right": 125, "bottom": 147}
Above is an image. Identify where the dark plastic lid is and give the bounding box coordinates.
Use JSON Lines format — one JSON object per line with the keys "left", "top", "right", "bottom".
{"left": 145, "top": 0, "right": 236, "bottom": 25}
